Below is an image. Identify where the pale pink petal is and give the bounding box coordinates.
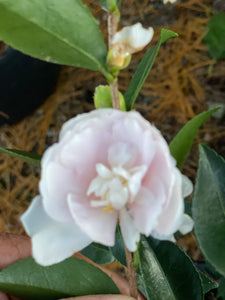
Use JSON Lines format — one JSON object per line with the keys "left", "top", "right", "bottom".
{"left": 126, "top": 111, "right": 152, "bottom": 130}
{"left": 112, "top": 117, "right": 156, "bottom": 166}
{"left": 128, "top": 165, "right": 148, "bottom": 199}
{"left": 142, "top": 175, "right": 167, "bottom": 206}
{"left": 59, "top": 129, "right": 111, "bottom": 188}
{"left": 142, "top": 133, "right": 175, "bottom": 206}
{"left": 41, "top": 143, "right": 59, "bottom": 168}
{"left": 182, "top": 175, "right": 193, "bottom": 198}
{"left": 179, "top": 214, "right": 194, "bottom": 235}
{"left": 59, "top": 109, "right": 122, "bottom": 141}
{"left": 40, "top": 162, "right": 79, "bottom": 222}
{"left": 129, "top": 184, "right": 165, "bottom": 236}
{"left": 154, "top": 169, "right": 184, "bottom": 236}
{"left": 119, "top": 209, "right": 140, "bottom": 252}
{"left": 108, "top": 142, "right": 137, "bottom": 168}
{"left": 151, "top": 231, "right": 175, "bottom": 242}
{"left": 68, "top": 194, "right": 118, "bottom": 246}
{"left": 21, "top": 196, "right": 92, "bottom": 266}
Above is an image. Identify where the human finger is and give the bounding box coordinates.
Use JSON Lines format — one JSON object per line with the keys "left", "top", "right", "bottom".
{"left": 73, "top": 253, "right": 145, "bottom": 300}
{"left": 0, "top": 233, "right": 31, "bottom": 270}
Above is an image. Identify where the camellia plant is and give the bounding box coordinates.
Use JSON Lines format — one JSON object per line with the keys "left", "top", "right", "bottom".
{"left": 0, "top": 0, "right": 224, "bottom": 299}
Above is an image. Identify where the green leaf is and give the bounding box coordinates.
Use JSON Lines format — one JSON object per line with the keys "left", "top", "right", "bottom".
{"left": 0, "top": 0, "right": 111, "bottom": 77}
{"left": 110, "top": 226, "right": 126, "bottom": 266}
{"left": 124, "top": 29, "right": 178, "bottom": 110}
{"left": 138, "top": 237, "right": 203, "bottom": 300}
{"left": 203, "top": 13, "right": 225, "bottom": 60}
{"left": 137, "top": 273, "right": 147, "bottom": 298}
{"left": 169, "top": 106, "right": 221, "bottom": 168}
{"left": 192, "top": 145, "right": 225, "bottom": 277}
{"left": 0, "top": 147, "right": 41, "bottom": 167}
{"left": 218, "top": 277, "right": 225, "bottom": 299}
{"left": 0, "top": 257, "right": 120, "bottom": 299}
{"left": 81, "top": 242, "right": 115, "bottom": 265}
{"left": 198, "top": 270, "right": 219, "bottom": 294}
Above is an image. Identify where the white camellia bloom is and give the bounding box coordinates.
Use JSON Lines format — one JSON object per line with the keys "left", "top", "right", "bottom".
{"left": 109, "top": 23, "right": 154, "bottom": 67}
{"left": 21, "top": 109, "right": 193, "bottom": 266}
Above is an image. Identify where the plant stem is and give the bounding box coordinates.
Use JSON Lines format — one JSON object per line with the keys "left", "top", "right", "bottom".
{"left": 107, "top": 12, "right": 120, "bottom": 109}
{"left": 125, "top": 247, "right": 138, "bottom": 299}
{"left": 108, "top": 9, "right": 137, "bottom": 298}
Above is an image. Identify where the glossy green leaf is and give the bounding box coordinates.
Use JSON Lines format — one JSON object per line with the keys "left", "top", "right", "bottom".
{"left": 138, "top": 237, "right": 203, "bottom": 300}
{"left": 124, "top": 29, "right": 178, "bottom": 110}
{"left": 198, "top": 270, "right": 219, "bottom": 294}
{"left": 0, "top": 257, "right": 120, "bottom": 299}
{"left": 81, "top": 242, "right": 115, "bottom": 265}
{"left": 0, "top": 147, "right": 41, "bottom": 167}
{"left": 218, "top": 277, "right": 225, "bottom": 299}
{"left": 137, "top": 273, "right": 147, "bottom": 298}
{"left": 0, "top": 0, "right": 111, "bottom": 78}
{"left": 169, "top": 106, "right": 221, "bottom": 168}
{"left": 203, "top": 13, "right": 225, "bottom": 60}
{"left": 192, "top": 145, "right": 225, "bottom": 277}
{"left": 110, "top": 226, "right": 126, "bottom": 266}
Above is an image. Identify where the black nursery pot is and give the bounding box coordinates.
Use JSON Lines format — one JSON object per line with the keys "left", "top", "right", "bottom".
{"left": 0, "top": 48, "right": 61, "bottom": 126}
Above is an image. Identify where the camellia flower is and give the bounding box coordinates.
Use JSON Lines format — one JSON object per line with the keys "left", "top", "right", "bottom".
{"left": 108, "top": 23, "right": 154, "bottom": 67}
{"left": 21, "top": 109, "right": 193, "bottom": 266}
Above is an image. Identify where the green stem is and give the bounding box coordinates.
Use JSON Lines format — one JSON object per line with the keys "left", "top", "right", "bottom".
{"left": 107, "top": 12, "right": 120, "bottom": 109}
{"left": 125, "top": 247, "right": 138, "bottom": 299}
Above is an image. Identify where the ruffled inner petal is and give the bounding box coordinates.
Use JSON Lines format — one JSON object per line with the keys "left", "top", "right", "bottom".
{"left": 68, "top": 194, "right": 118, "bottom": 246}
{"left": 112, "top": 118, "right": 156, "bottom": 167}
{"left": 130, "top": 183, "right": 165, "bottom": 236}
{"left": 108, "top": 142, "right": 137, "bottom": 168}
{"left": 60, "top": 129, "right": 111, "bottom": 188}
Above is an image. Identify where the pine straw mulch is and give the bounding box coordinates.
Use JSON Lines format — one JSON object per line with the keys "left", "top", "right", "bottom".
{"left": 0, "top": 0, "right": 224, "bottom": 267}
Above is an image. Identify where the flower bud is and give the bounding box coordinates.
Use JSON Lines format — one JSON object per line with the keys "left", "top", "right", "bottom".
{"left": 163, "top": 0, "right": 176, "bottom": 4}
{"left": 94, "top": 85, "right": 126, "bottom": 111}
{"left": 108, "top": 23, "right": 154, "bottom": 68}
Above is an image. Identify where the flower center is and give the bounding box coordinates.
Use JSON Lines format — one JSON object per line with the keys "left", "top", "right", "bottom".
{"left": 87, "top": 163, "right": 147, "bottom": 212}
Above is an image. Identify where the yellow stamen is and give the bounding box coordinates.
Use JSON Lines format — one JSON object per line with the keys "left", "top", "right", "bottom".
{"left": 103, "top": 204, "right": 114, "bottom": 213}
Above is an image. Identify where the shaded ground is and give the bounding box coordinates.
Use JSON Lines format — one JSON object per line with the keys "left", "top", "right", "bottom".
{"left": 0, "top": 1, "right": 224, "bottom": 297}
